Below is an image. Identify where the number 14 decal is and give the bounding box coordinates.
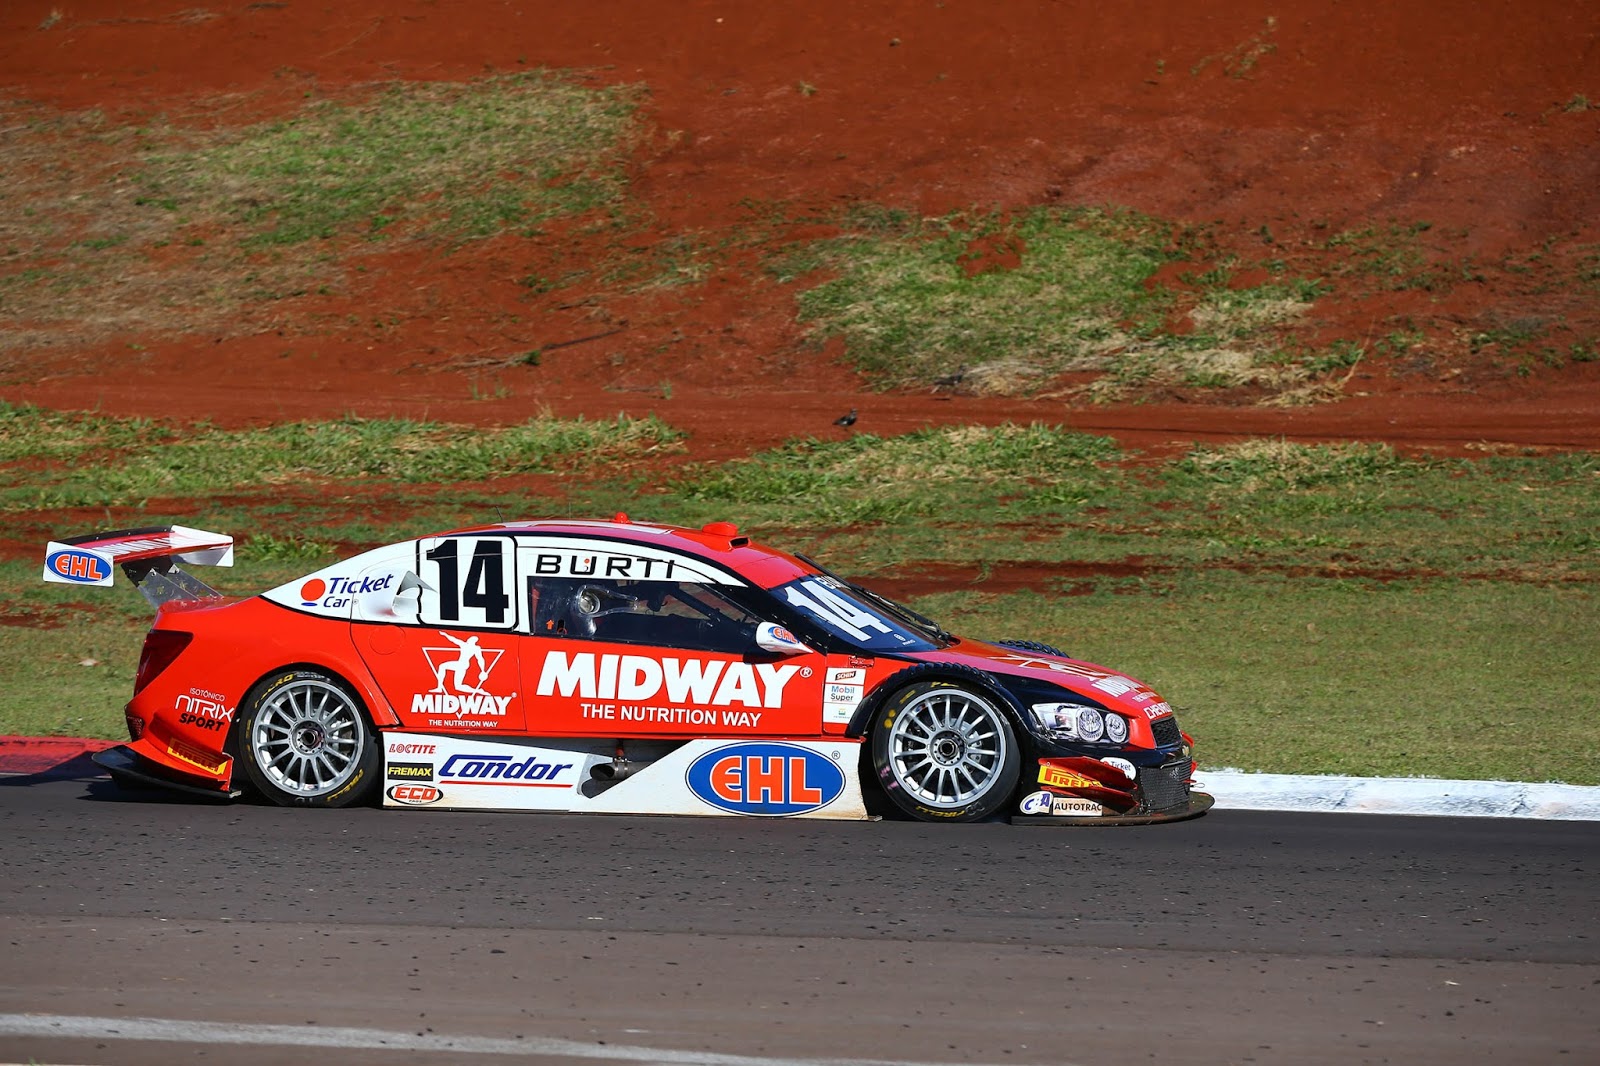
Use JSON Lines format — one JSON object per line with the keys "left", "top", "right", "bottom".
{"left": 418, "top": 536, "right": 517, "bottom": 628}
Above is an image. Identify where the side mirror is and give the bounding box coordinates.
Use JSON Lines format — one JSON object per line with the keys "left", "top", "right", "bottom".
{"left": 756, "top": 622, "right": 815, "bottom": 657}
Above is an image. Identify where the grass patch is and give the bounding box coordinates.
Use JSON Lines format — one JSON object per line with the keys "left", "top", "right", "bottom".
{"left": 0, "top": 404, "right": 682, "bottom": 510}
{"left": 687, "top": 423, "right": 1121, "bottom": 524}
{"left": 0, "top": 72, "right": 641, "bottom": 351}
{"left": 778, "top": 206, "right": 1340, "bottom": 400}
{"left": 146, "top": 72, "right": 639, "bottom": 247}
{"left": 3, "top": 419, "right": 1596, "bottom": 785}
{"left": 912, "top": 575, "right": 1599, "bottom": 784}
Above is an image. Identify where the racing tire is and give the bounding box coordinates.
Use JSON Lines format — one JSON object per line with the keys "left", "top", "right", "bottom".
{"left": 870, "top": 680, "right": 1021, "bottom": 822}
{"left": 239, "top": 668, "right": 380, "bottom": 808}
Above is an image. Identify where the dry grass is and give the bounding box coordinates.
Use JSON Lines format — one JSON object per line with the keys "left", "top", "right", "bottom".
{"left": 0, "top": 74, "right": 640, "bottom": 356}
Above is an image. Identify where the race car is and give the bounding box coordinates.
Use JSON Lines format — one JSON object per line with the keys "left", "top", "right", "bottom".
{"left": 44, "top": 518, "right": 1212, "bottom": 825}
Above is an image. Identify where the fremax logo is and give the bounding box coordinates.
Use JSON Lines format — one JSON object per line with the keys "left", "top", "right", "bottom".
{"left": 685, "top": 742, "right": 845, "bottom": 817}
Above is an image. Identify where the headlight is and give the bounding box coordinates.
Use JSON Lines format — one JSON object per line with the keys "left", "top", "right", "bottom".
{"left": 1030, "top": 702, "right": 1080, "bottom": 734}
{"left": 1030, "top": 702, "right": 1120, "bottom": 743}
{"left": 1077, "top": 707, "right": 1105, "bottom": 741}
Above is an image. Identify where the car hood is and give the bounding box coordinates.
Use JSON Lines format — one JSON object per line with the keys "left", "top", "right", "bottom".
{"left": 914, "top": 640, "right": 1170, "bottom": 716}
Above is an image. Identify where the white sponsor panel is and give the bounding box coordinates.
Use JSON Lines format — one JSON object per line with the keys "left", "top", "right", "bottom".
{"left": 1020, "top": 788, "right": 1111, "bottom": 818}
{"left": 380, "top": 732, "right": 868, "bottom": 819}
{"left": 263, "top": 543, "right": 414, "bottom": 618}
{"left": 516, "top": 536, "right": 742, "bottom": 586}
{"left": 821, "top": 665, "right": 865, "bottom": 725}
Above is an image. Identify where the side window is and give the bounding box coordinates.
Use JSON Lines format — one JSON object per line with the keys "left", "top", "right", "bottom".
{"left": 529, "top": 577, "right": 763, "bottom": 655}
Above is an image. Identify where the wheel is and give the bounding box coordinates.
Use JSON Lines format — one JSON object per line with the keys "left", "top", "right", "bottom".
{"left": 870, "top": 680, "right": 1021, "bottom": 822}
{"left": 239, "top": 668, "right": 379, "bottom": 808}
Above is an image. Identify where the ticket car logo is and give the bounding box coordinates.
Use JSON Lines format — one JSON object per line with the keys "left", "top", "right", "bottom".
{"left": 685, "top": 743, "right": 845, "bottom": 816}
{"left": 45, "top": 548, "right": 110, "bottom": 584}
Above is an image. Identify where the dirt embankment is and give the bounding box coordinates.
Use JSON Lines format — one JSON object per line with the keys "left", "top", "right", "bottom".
{"left": 1, "top": 1, "right": 1597, "bottom": 458}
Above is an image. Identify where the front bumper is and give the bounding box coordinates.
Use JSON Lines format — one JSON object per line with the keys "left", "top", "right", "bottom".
{"left": 1009, "top": 752, "right": 1210, "bottom": 826}
{"left": 92, "top": 745, "right": 241, "bottom": 801}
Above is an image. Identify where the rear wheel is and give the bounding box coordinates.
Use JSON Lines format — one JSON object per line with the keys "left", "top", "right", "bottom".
{"left": 870, "top": 680, "right": 1020, "bottom": 822}
{"left": 240, "top": 668, "right": 379, "bottom": 808}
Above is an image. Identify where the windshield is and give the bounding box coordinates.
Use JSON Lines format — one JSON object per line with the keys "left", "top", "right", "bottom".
{"left": 774, "top": 575, "right": 942, "bottom": 653}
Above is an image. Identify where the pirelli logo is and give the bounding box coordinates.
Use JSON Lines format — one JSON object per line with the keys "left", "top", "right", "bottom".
{"left": 387, "top": 761, "right": 434, "bottom": 782}
{"left": 1038, "top": 764, "right": 1097, "bottom": 791}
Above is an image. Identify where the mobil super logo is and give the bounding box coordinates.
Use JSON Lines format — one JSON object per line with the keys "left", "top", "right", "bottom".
{"left": 685, "top": 742, "right": 845, "bottom": 817}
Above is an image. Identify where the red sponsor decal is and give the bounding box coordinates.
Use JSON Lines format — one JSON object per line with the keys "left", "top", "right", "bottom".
{"left": 1038, "top": 764, "right": 1097, "bottom": 791}
{"left": 709, "top": 755, "right": 825, "bottom": 805}
{"left": 387, "top": 784, "right": 442, "bottom": 805}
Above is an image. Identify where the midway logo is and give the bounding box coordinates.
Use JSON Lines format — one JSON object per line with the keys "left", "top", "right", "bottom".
{"left": 412, "top": 632, "right": 516, "bottom": 717}
{"left": 535, "top": 651, "right": 799, "bottom": 709}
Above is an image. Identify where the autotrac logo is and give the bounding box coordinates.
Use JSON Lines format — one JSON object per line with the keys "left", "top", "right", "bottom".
{"left": 685, "top": 743, "right": 845, "bottom": 817}
{"left": 46, "top": 548, "right": 110, "bottom": 584}
{"left": 439, "top": 752, "right": 575, "bottom": 786}
{"left": 298, "top": 573, "right": 395, "bottom": 610}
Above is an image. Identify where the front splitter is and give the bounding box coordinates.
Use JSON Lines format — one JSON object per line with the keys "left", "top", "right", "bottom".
{"left": 1011, "top": 791, "right": 1215, "bottom": 827}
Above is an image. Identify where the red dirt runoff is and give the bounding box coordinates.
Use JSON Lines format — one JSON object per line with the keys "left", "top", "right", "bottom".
{"left": 1, "top": 1, "right": 1597, "bottom": 458}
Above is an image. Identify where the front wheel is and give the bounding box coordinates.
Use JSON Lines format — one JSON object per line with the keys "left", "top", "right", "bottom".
{"left": 239, "top": 668, "right": 379, "bottom": 808}
{"left": 870, "top": 680, "right": 1021, "bottom": 822}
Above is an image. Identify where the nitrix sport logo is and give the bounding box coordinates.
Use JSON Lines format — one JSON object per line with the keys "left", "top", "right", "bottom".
{"left": 685, "top": 742, "right": 845, "bottom": 817}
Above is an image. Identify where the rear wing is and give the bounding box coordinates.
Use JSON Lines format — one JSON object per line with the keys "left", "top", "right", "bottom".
{"left": 43, "top": 526, "right": 234, "bottom": 607}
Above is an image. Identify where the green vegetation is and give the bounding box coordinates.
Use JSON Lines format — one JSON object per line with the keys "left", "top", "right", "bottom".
{"left": 145, "top": 72, "right": 639, "bottom": 247}
{"left": 776, "top": 206, "right": 1350, "bottom": 400}
{"left": 688, "top": 424, "right": 1120, "bottom": 523}
{"left": 0, "top": 73, "right": 641, "bottom": 350}
{"left": 5, "top": 420, "right": 1595, "bottom": 784}
{"left": 0, "top": 403, "right": 681, "bottom": 510}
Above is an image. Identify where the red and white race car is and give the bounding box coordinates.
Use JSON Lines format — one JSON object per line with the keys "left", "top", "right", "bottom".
{"left": 45, "top": 518, "right": 1211, "bottom": 824}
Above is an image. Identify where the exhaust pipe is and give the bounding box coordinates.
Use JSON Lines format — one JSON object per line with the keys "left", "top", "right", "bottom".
{"left": 591, "top": 760, "right": 642, "bottom": 782}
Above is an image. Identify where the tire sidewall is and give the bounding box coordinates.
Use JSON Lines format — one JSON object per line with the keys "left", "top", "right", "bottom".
{"left": 239, "top": 668, "right": 380, "bottom": 809}
{"left": 870, "top": 679, "right": 1021, "bottom": 822}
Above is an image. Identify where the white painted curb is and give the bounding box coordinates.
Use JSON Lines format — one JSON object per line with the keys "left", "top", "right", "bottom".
{"left": 1195, "top": 770, "right": 1600, "bottom": 820}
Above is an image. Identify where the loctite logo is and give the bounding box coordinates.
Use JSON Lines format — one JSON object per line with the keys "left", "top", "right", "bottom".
{"left": 685, "top": 743, "right": 845, "bottom": 817}
{"left": 386, "top": 784, "right": 443, "bottom": 806}
{"left": 46, "top": 549, "right": 109, "bottom": 583}
{"left": 535, "top": 651, "right": 799, "bottom": 708}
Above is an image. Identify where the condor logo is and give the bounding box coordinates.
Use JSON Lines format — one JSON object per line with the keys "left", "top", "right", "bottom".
{"left": 44, "top": 548, "right": 111, "bottom": 585}
{"left": 686, "top": 743, "right": 845, "bottom": 817}
{"left": 387, "top": 784, "right": 443, "bottom": 806}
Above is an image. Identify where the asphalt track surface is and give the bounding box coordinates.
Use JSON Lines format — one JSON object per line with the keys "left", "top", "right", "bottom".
{"left": 2, "top": 768, "right": 1597, "bottom": 1066}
